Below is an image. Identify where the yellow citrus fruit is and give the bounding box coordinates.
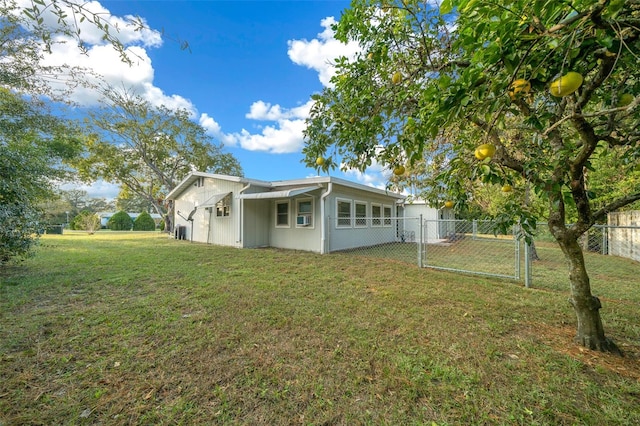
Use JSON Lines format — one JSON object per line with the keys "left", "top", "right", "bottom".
{"left": 549, "top": 71, "right": 583, "bottom": 97}
{"left": 367, "top": 52, "right": 374, "bottom": 60}
{"left": 316, "top": 156, "right": 325, "bottom": 166}
{"left": 392, "top": 71, "right": 403, "bottom": 85}
{"left": 501, "top": 184, "right": 513, "bottom": 193}
{"left": 474, "top": 143, "right": 496, "bottom": 160}
{"left": 618, "top": 93, "right": 634, "bottom": 107}
{"left": 508, "top": 79, "right": 531, "bottom": 100}
{"left": 444, "top": 200, "right": 454, "bottom": 209}
{"left": 393, "top": 165, "right": 405, "bottom": 176}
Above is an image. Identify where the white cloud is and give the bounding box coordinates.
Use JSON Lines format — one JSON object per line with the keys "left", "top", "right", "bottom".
{"left": 287, "top": 16, "right": 361, "bottom": 87}
{"left": 342, "top": 160, "right": 389, "bottom": 190}
{"left": 16, "top": 0, "right": 192, "bottom": 110}
{"left": 246, "top": 100, "right": 312, "bottom": 121}
{"left": 199, "top": 113, "right": 238, "bottom": 146}
{"left": 199, "top": 100, "right": 315, "bottom": 154}
{"left": 16, "top": 0, "right": 162, "bottom": 48}
{"left": 215, "top": 16, "right": 360, "bottom": 154}
{"left": 235, "top": 118, "right": 307, "bottom": 153}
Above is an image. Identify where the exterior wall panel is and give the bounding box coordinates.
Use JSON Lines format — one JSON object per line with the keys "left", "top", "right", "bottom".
{"left": 325, "top": 189, "right": 400, "bottom": 252}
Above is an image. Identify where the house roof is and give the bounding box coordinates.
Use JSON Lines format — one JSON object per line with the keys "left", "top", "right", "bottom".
{"left": 166, "top": 172, "right": 271, "bottom": 200}
{"left": 166, "top": 172, "right": 406, "bottom": 201}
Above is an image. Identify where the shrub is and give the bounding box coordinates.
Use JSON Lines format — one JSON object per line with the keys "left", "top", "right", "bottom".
{"left": 133, "top": 212, "right": 156, "bottom": 231}
{"left": 107, "top": 211, "right": 133, "bottom": 231}
{"left": 71, "top": 210, "right": 101, "bottom": 233}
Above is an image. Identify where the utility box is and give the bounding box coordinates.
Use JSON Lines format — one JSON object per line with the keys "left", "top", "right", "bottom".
{"left": 175, "top": 226, "right": 187, "bottom": 240}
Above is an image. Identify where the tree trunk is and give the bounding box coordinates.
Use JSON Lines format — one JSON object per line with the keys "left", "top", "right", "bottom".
{"left": 529, "top": 240, "right": 540, "bottom": 261}
{"left": 164, "top": 201, "right": 175, "bottom": 234}
{"left": 556, "top": 235, "right": 622, "bottom": 355}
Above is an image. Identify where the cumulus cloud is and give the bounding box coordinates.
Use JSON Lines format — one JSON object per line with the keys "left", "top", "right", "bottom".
{"left": 16, "top": 0, "right": 162, "bottom": 48}
{"left": 16, "top": 0, "right": 192, "bottom": 110}
{"left": 342, "top": 159, "right": 389, "bottom": 190}
{"left": 200, "top": 102, "right": 312, "bottom": 154}
{"left": 213, "top": 17, "right": 360, "bottom": 154}
{"left": 287, "top": 16, "right": 361, "bottom": 87}
{"left": 246, "top": 100, "right": 312, "bottom": 121}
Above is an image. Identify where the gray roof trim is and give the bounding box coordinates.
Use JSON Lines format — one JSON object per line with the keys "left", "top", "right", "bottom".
{"left": 199, "top": 192, "right": 232, "bottom": 208}
{"left": 238, "top": 186, "right": 320, "bottom": 200}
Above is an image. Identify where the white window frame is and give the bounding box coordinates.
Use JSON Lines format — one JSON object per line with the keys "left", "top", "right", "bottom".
{"left": 354, "top": 200, "right": 368, "bottom": 228}
{"left": 371, "top": 203, "right": 382, "bottom": 227}
{"left": 295, "top": 198, "right": 314, "bottom": 228}
{"left": 194, "top": 176, "right": 205, "bottom": 187}
{"left": 216, "top": 194, "right": 231, "bottom": 218}
{"left": 275, "top": 200, "right": 290, "bottom": 228}
{"left": 383, "top": 204, "right": 392, "bottom": 227}
{"left": 336, "top": 198, "right": 352, "bottom": 228}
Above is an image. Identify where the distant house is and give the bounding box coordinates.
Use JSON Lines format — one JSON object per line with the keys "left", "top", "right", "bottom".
{"left": 402, "top": 199, "right": 456, "bottom": 242}
{"left": 166, "top": 172, "right": 407, "bottom": 254}
{"left": 97, "top": 212, "right": 163, "bottom": 228}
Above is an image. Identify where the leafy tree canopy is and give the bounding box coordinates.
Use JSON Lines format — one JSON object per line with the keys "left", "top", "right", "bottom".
{"left": 1, "top": 88, "right": 83, "bottom": 263}
{"left": 304, "top": 0, "right": 639, "bottom": 353}
{"left": 74, "top": 88, "right": 243, "bottom": 232}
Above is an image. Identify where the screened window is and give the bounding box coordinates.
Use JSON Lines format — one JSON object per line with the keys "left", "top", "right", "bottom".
{"left": 296, "top": 199, "right": 313, "bottom": 227}
{"left": 337, "top": 199, "right": 352, "bottom": 227}
{"left": 371, "top": 204, "right": 382, "bottom": 227}
{"left": 355, "top": 201, "right": 367, "bottom": 227}
{"left": 383, "top": 205, "right": 392, "bottom": 226}
{"left": 276, "top": 201, "right": 289, "bottom": 227}
{"left": 216, "top": 194, "right": 231, "bottom": 217}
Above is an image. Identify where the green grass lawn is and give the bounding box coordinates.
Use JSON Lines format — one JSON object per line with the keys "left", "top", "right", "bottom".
{"left": 1, "top": 232, "right": 639, "bottom": 425}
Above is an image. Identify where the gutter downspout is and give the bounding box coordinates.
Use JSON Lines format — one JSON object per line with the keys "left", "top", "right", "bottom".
{"left": 238, "top": 183, "right": 252, "bottom": 247}
{"left": 320, "top": 182, "right": 333, "bottom": 254}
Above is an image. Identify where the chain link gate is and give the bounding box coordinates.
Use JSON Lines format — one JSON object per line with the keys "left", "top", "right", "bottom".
{"left": 420, "top": 219, "right": 522, "bottom": 281}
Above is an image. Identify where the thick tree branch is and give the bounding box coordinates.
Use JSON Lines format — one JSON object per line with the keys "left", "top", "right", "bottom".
{"left": 593, "top": 192, "right": 640, "bottom": 223}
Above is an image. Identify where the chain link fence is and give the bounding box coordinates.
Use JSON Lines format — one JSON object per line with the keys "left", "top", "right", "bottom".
{"left": 328, "top": 217, "right": 640, "bottom": 288}
{"left": 327, "top": 218, "right": 521, "bottom": 281}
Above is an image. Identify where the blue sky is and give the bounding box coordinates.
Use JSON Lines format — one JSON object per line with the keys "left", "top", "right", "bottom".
{"left": 32, "top": 0, "right": 396, "bottom": 199}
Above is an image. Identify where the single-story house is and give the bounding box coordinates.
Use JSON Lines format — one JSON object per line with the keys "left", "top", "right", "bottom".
{"left": 166, "top": 172, "right": 408, "bottom": 254}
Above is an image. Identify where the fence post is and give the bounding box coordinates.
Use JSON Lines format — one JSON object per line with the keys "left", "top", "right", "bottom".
{"left": 514, "top": 224, "right": 521, "bottom": 280}
{"left": 524, "top": 241, "right": 532, "bottom": 288}
{"left": 601, "top": 225, "right": 607, "bottom": 255}
{"left": 418, "top": 214, "right": 424, "bottom": 268}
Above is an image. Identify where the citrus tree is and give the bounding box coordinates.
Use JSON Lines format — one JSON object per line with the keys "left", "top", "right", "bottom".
{"left": 303, "top": 0, "right": 640, "bottom": 353}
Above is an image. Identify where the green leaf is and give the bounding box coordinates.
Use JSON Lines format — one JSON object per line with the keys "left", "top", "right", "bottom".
{"left": 440, "top": 0, "right": 453, "bottom": 15}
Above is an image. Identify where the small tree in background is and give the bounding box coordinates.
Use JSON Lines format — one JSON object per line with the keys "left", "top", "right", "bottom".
{"left": 71, "top": 210, "right": 100, "bottom": 234}
{"left": 107, "top": 211, "right": 133, "bottom": 231}
{"left": 133, "top": 212, "right": 156, "bottom": 231}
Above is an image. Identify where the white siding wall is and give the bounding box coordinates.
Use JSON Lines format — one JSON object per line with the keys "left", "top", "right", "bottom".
{"left": 173, "top": 178, "right": 244, "bottom": 247}
{"left": 269, "top": 195, "right": 322, "bottom": 252}
{"left": 326, "top": 189, "right": 399, "bottom": 252}
{"left": 403, "top": 203, "right": 452, "bottom": 241}
{"left": 608, "top": 211, "right": 640, "bottom": 262}
{"left": 242, "top": 199, "right": 270, "bottom": 248}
